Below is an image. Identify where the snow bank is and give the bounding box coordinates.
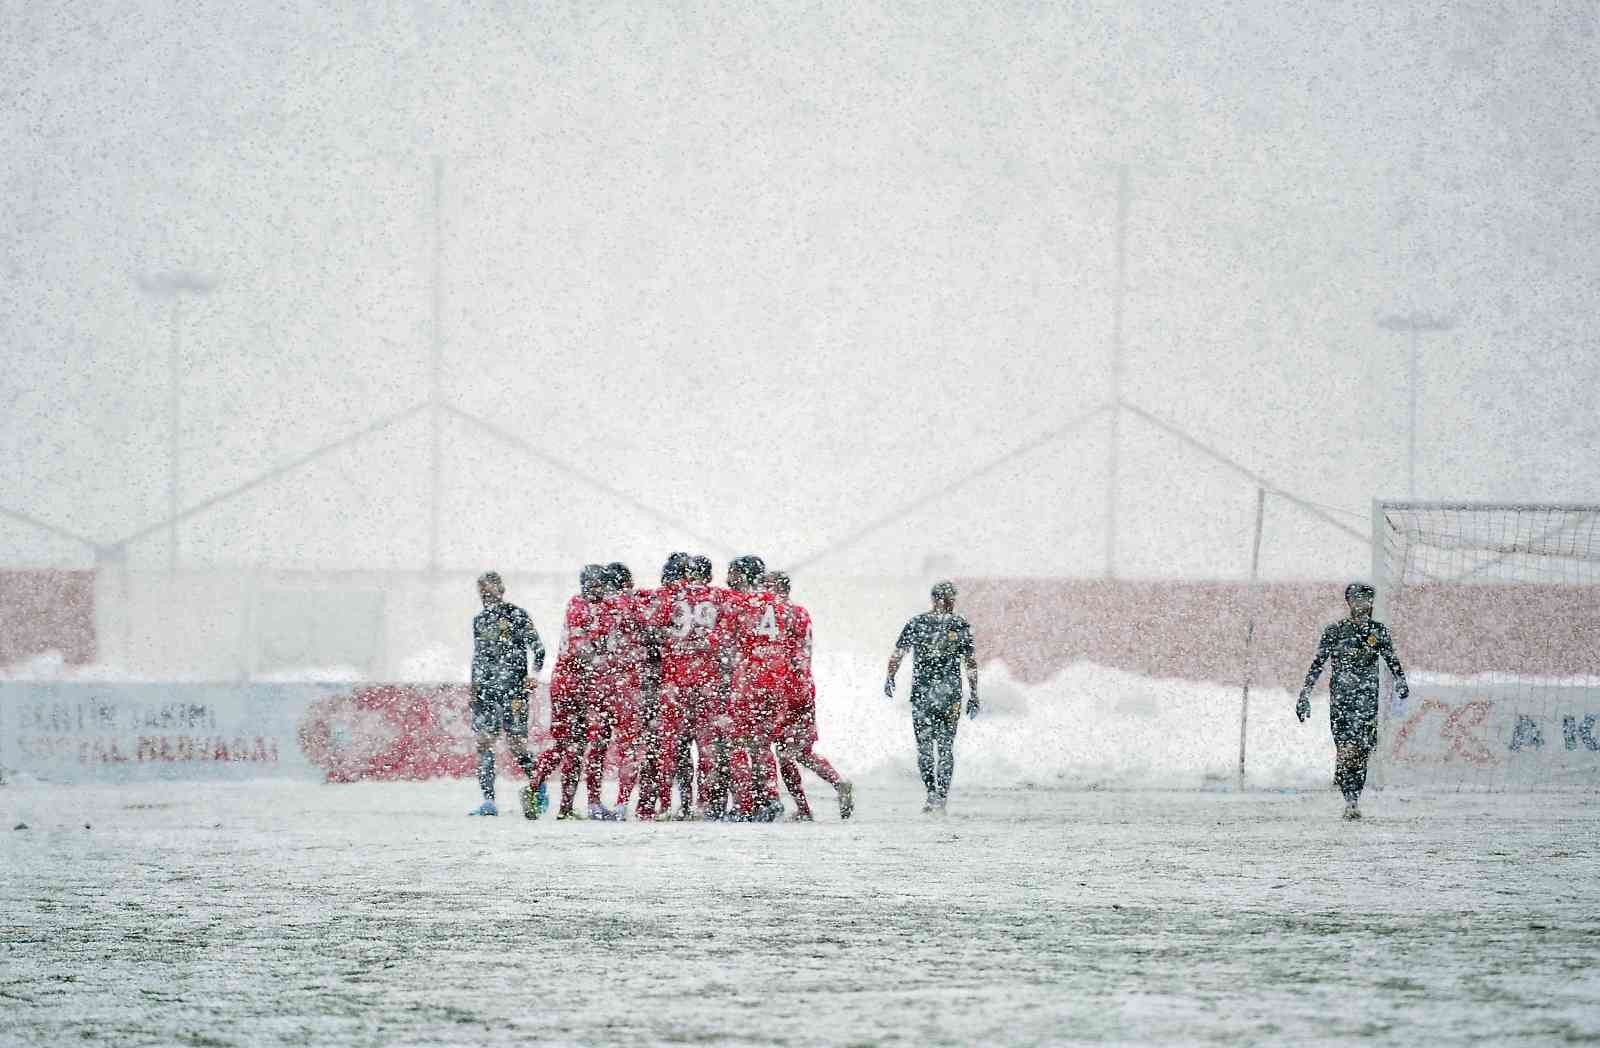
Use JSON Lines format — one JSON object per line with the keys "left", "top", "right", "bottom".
{"left": 812, "top": 655, "right": 1331, "bottom": 790}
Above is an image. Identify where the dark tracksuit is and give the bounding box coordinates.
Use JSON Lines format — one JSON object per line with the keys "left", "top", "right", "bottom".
{"left": 471, "top": 601, "right": 546, "bottom": 799}
{"left": 1301, "top": 617, "right": 1407, "bottom": 802}
{"left": 895, "top": 613, "right": 976, "bottom": 801}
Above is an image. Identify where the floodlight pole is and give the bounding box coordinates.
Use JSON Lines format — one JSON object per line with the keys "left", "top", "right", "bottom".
{"left": 139, "top": 271, "right": 214, "bottom": 573}
{"left": 1106, "top": 164, "right": 1129, "bottom": 578}
{"left": 1238, "top": 486, "right": 1267, "bottom": 790}
{"left": 429, "top": 155, "right": 444, "bottom": 579}
{"left": 167, "top": 296, "right": 180, "bottom": 573}
{"left": 1376, "top": 312, "right": 1456, "bottom": 498}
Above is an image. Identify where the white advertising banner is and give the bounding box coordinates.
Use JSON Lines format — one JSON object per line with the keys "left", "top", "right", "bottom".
{"left": 1377, "top": 684, "right": 1600, "bottom": 789}
{"left": 0, "top": 683, "right": 345, "bottom": 783}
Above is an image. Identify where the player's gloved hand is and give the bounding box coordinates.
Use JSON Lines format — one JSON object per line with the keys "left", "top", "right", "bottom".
{"left": 1391, "top": 683, "right": 1409, "bottom": 715}
{"left": 966, "top": 697, "right": 980, "bottom": 719}
{"left": 1295, "top": 692, "right": 1311, "bottom": 723}
{"left": 883, "top": 677, "right": 896, "bottom": 699}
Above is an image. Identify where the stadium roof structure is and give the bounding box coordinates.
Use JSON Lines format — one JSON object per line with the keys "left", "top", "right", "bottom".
{"left": 791, "top": 168, "right": 1367, "bottom": 575}
{"left": 1, "top": 162, "right": 1366, "bottom": 577}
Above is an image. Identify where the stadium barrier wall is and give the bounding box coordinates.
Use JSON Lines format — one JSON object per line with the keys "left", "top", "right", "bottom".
{"left": 15, "top": 570, "right": 1599, "bottom": 708}
{"left": 0, "top": 682, "right": 551, "bottom": 784}
{"left": 955, "top": 578, "right": 1600, "bottom": 692}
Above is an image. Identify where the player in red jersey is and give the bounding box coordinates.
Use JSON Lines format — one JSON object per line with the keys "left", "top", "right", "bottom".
{"left": 763, "top": 571, "right": 853, "bottom": 821}
{"left": 723, "top": 555, "right": 806, "bottom": 822}
{"left": 582, "top": 562, "right": 650, "bottom": 820}
{"left": 524, "top": 564, "right": 607, "bottom": 819}
{"left": 642, "top": 553, "right": 728, "bottom": 818}
{"left": 632, "top": 553, "right": 688, "bottom": 819}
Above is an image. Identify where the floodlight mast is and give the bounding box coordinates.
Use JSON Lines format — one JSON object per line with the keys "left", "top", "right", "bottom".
{"left": 137, "top": 271, "right": 216, "bottom": 573}
{"left": 1375, "top": 312, "right": 1456, "bottom": 498}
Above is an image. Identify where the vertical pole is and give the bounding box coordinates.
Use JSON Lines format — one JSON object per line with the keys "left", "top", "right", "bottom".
{"left": 429, "top": 155, "right": 444, "bottom": 579}
{"left": 1407, "top": 325, "right": 1418, "bottom": 498}
{"left": 1238, "top": 486, "right": 1266, "bottom": 790}
{"left": 1106, "top": 165, "right": 1129, "bottom": 578}
{"left": 168, "top": 296, "right": 182, "bottom": 575}
{"left": 1370, "top": 498, "right": 1389, "bottom": 789}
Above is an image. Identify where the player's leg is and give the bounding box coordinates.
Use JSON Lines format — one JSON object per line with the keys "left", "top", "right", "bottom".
{"left": 518, "top": 690, "right": 579, "bottom": 819}
{"left": 469, "top": 687, "right": 505, "bottom": 815}
{"left": 557, "top": 699, "right": 587, "bottom": 819}
{"left": 728, "top": 740, "right": 754, "bottom": 817}
{"left": 608, "top": 685, "right": 642, "bottom": 818}
{"left": 583, "top": 683, "right": 615, "bottom": 819}
{"left": 725, "top": 681, "right": 756, "bottom": 818}
{"left": 1330, "top": 703, "right": 1358, "bottom": 817}
{"left": 789, "top": 739, "right": 851, "bottom": 820}
{"left": 751, "top": 693, "right": 786, "bottom": 820}
{"left": 911, "top": 704, "right": 939, "bottom": 811}
{"left": 503, "top": 694, "right": 547, "bottom": 818}
{"left": 708, "top": 683, "right": 737, "bottom": 816}
{"left": 694, "top": 689, "right": 718, "bottom": 815}
{"left": 634, "top": 708, "right": 662, "bottom": 820}
{"left": 652, "top": 685, "right": 686, "bottom": 820}
{"left": 693, "top": 684, "right": 730, "bottom": 818}
{"left": 1334, "top": 720, "right": 1377, "bottom": 819}
{"left": 781, "top": 689, "right": 851, "bottom": 819}
{"left": 776, "top": 746, "right": 813, "bottom": 820}
{"left": 472, "top": 727, "right": 499, "bottom": 816}
{"left": 751, "top": 742, "right": 780, "bottom": 820}
{"left": 933, "top": 706, "right": 958, "bottom": 809}
{"left": 727, "top": 738, "right": 775, "bottom": 820}
{"left": 678, "top": 729, "right": 697, "bottom": 819}
{"left": 583, "top": 726, "right": 612, "bottom": 818}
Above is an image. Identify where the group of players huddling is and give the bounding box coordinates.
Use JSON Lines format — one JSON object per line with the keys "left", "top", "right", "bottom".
{"left": 468, "top": 553, "right": 853, "bottom": 823}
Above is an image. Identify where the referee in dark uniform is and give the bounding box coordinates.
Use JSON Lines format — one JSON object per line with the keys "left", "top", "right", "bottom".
{"left": 885, "top": 581, "right": 979, "bottom": 814}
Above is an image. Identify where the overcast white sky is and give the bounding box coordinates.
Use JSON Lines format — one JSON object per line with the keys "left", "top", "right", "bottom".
{"left": 4, "top": 2, "right": 1598, "bottom": 580}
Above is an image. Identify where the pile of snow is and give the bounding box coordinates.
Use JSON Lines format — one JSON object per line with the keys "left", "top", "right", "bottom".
{"left": 811, "top": 655, "right": 1331, "bottom": 790}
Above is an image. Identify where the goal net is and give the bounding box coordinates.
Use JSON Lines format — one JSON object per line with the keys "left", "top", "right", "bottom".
{"left": 1372, "top": 501, "right": 1600, "bottom": 790}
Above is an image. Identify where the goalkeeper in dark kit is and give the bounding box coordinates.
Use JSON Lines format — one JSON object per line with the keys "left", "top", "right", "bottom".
{"left": 1297, "top": 582, "right": 1409, "bottom": 820}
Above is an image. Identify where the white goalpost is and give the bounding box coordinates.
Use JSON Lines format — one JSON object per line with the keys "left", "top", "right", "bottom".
{"left": 1371, "top": 501, "right": 1600, "bottom": 790}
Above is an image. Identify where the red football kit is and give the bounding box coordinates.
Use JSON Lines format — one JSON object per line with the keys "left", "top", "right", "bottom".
{"left": 760, "top": 593, "right": 844, "bottom": 820}
{"left": 584, "top": 589, "right": 649, "bottom": 813}
{"left": 644, "top": 582, "right": 762, "bottom": 815}
{"left": 718, "top": 589, "right": 794, "bottom": 816}
{"left": 727, "top": 591, "right": 810, "bottom": 741}
{"left": 528, "top": 593, "right": 603, "bottom": 815}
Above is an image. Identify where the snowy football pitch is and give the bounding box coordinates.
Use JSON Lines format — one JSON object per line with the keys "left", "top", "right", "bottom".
{"left": 3, "top": 778, "right": 1597, "bottom": 1046}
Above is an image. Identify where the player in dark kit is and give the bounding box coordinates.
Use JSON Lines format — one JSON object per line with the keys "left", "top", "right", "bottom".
{"left": 885, "top": 581, "right": 978, "bottom": 814}
{"left": 469, "top": 572, "right": 547, "bottom": 817}
{"left": 1297, "top": 582, "right": 1409, "bottom": 820}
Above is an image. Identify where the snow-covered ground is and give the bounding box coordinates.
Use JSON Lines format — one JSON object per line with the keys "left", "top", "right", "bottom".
{"left": 3, "top": 773, "right": 1597, "bottom": 1046}
{"left": 2, "top": 661, "right": 1594, "bottom": 1043}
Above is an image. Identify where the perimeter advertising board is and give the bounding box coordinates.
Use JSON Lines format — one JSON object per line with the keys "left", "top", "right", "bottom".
{"left": 1377, "top": 684, "right": 1600, "bottom": 789}
{"left": 0, "top": 683, "right": 551, "bottom": 784}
